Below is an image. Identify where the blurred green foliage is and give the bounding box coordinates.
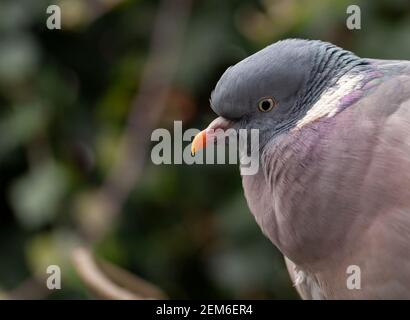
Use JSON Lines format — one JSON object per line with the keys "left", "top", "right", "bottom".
{"left": 0, "top": 0, "right": 409, "bottom": 299}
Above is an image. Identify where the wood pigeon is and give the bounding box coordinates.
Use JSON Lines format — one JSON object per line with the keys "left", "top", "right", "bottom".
{"left": 191, "top": 39, "right": 410, "bottom": 299}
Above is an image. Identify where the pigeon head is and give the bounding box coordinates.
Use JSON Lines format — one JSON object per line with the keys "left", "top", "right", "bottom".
{"left": 191, "top": 39, "right": 370, "bottom": 154}
{"left": 210, "top": 39, "right": 315, "bottom": 122}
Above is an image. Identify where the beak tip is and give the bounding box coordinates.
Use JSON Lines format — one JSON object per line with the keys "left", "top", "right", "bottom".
{"left": 191, "top": 130, "right": 207, "bottom": 155}
{"left": 191, "top": 117, "right": 232, "bottom": 157}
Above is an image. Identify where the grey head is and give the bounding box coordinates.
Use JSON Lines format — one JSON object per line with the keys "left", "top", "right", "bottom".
{"left": 210, "top": 39, "right": 370, "bottom": 147}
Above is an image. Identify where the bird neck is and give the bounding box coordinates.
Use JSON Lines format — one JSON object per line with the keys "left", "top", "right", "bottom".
{"left": 297, "top": 43, "right": 370, "bottom": 113}
{"left": 294, "top": 71, "right": 365, "bottom": 130}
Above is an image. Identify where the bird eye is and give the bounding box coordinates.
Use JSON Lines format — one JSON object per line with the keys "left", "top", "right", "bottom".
{"left": 258, "top": 97, "right": 275, "bottom": 112}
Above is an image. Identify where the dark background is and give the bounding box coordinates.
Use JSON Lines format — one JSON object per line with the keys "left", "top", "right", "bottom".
{"left": 0, "top": 0, "right": 409, "bottom": 299}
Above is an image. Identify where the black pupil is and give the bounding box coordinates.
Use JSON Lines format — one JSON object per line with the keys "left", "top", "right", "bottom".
{"left": 261, "top": 100, "right": 271, "bottom": 111}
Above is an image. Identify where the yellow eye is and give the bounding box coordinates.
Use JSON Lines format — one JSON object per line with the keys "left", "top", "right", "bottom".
{"left": 258, "top": 97, "right": 276, "bottom": 112}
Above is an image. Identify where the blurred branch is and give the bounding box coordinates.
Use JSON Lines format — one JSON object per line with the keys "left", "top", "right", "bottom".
{"left": 73, "top": 0, "right": 192, "bottom": 299}
{"left": 102, "top": 0, "right": 192, "bottom": 213}
{"left": 2, "top": 0, "right": 192, "bottom": 301}
{"left": 77, "top": 0, "right": 192, "bottom": 241}
{"left": 72, "top": 247, "right": 167, "bottom": 299}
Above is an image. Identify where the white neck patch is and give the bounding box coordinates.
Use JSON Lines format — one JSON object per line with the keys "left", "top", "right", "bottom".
{"left": 295, "top": 72, "right": 364, "bottom": 129}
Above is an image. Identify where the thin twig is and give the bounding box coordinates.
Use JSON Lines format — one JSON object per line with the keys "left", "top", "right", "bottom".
{"left": 73, "top": 0, "right": 192, "bottom": 299}
{"left": 72, "top": 247, "right": 167, "bottom": 299}
{"left": 103, "top": 0, "right": 192, "bottom": 208}
{"left": 80, "top": 0, "right": 192, "bottom": 241}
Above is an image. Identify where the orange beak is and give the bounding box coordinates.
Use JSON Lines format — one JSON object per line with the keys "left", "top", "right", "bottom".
{"left": 191, "top": 117, "right": 233, "bottom": 155}
{"left": 191, "top": 129, "right": 207, "bottom": 155}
